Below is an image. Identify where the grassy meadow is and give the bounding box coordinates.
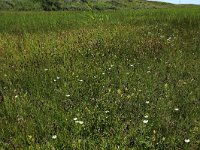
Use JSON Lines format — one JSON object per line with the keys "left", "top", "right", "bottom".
{"left": 0, "top": 7, "right": 200, "bottom": 149}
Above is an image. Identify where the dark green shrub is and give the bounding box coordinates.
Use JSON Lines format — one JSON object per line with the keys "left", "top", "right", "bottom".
{"left": 0, "top": 0, "right": 14, "bottom": 10}
{"left": 14, "top": 0, "right": 42, "bottom": 11}
{"left": 40, "top": 0, "right": 63, "bottom": 11}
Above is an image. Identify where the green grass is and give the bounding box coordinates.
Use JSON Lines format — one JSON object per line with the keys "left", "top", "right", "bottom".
{"left": 0, "top": 7, "right": 200, "bottom": 149}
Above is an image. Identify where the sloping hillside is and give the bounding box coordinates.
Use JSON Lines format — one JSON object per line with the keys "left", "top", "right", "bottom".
{"left": 0, "top": 0, "right": 175, "bottom": 11}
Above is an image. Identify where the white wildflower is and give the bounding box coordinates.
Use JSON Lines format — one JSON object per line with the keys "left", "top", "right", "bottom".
{"left": 73, "top": 118, "right": 78, "bottom": 121}
{"left": 145, "top": 101, "right": 149, "bottom": 104}
{"left": 144, "top": 115, "right": 148, "bottom": 118}
{"left": 162, "top": 137, "right": 166, "bottom": 141}
{"left": 52, "top": 135, "right": 57, "bottom": 139}
{"left": 174, "top": 108, "right": 179, "bottom": 111}
{"left": 143, "top": 120, "right": 148, "bottom": 124}
{"left": 184, "top": 139, "right": 190, "bottom": 143}
{"left": 105, "top": 110, "right": 109, "bottom": 113}
{"left": 66, "top": 94, "right": 70, "bottom": 97}
{"left": 75, "top": 121, "right": 84, "bottom": 125}
{"left": 57, "top": 77, "right": 60, "bottom": 80}
{"left": 15, "top": 95, "right": 18, "bottom": 98}
{"left": 44, "top": 68, "right": 48, "bottom": 71}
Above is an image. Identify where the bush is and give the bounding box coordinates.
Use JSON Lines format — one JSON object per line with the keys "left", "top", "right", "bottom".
{"left": 14, "top": 0, "right": 42, "bottom": 11}
{"left": 40, "top": 0, "right": 64, "bottom": 11}
{"left": 0, "top": 0, "right": 14, "bottom": 10}
{"left": 62, "top": 3, "right": 91, "bottom": 11}
{"left": 0, "top": 0, "right": 42, "bottom": 11}
{"left": 90, "top": 2, "right": 117, "bottom": 11}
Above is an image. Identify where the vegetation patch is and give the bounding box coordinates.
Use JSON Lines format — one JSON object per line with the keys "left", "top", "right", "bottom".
{"left": 0, "top": 5, "right": 200, "bottom": 150}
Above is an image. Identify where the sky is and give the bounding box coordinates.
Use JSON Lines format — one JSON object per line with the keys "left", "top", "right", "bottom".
{"left": 148, "top": 0, "right": 200, "bottom": 4}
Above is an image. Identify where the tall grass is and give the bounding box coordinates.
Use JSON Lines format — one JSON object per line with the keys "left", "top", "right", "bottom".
{"left": 0, "top": 8, "right": 200, "bottom": 34}
{"left": 0, "top": 8, "right": 200, "bottom": 149}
